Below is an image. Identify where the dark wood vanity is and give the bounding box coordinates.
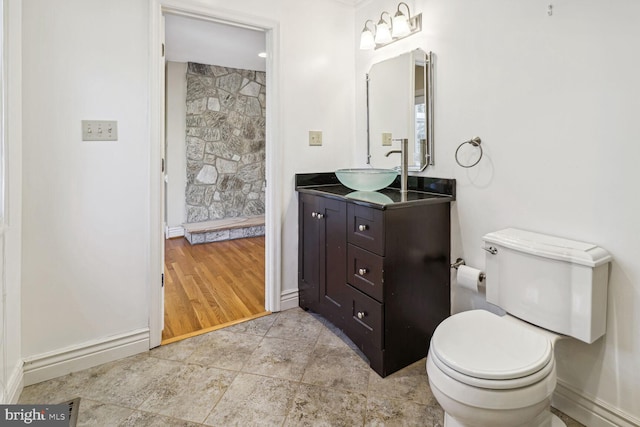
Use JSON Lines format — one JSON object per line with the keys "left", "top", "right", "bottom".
{"left": 296, "top": 173, "right": 455, "bottom": 377}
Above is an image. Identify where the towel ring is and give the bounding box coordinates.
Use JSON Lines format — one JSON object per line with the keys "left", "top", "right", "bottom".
{"left": 455, "top": 137, "right": 483, "bottom": 168}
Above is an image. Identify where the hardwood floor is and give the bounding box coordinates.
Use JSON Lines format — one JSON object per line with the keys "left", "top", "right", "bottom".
{"left": 162, "top": 236, "right": 269, "bottom": 344}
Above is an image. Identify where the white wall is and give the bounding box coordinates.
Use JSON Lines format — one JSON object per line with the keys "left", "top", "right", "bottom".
{"left": 246, "top": 0, "right": 357, "bottom": 300}
{"left": 356, "top": 0, "right": 640, "bottom": 425}
{"left": 2, "top": 0, "right": 23, "bottom": 402}
{"left": 165, "top": 61, "right": 187, "bottom": 231}
{"left": 21, "top": 0, "right": 151, "bottom": 359}
{"left": 20, "top": 0, "right": 355, "bottom": 380}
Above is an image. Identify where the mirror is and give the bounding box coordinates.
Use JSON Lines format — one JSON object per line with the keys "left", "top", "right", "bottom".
{"left": 366, "top": 49, "right": 433, "bottom": 171}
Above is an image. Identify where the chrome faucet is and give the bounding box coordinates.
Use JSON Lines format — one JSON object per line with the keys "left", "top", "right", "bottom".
{"left": 385, "top": 138, "right": 408, "bottom": 194}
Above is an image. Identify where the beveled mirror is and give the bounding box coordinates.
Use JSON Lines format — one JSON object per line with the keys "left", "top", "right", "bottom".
{"left": 366, "top": 49, "right": 433, "bottom": 171}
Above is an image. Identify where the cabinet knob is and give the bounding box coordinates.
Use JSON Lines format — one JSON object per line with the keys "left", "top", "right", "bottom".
{"left": 358, "top": 224, "right": 368, "bottom": 232}
{"left": 358, "top": 268, "right": 368, "bottom": 276}
{"left": 311, "top": 212, "right": 318, "bottom": 218}
{"left": 316, "top": 213, "right": 324, "bottom": 219}
{"left": 357, "top": 311, "right": 366, "bottom": 320}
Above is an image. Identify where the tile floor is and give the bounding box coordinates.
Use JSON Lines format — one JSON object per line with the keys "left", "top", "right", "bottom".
{"left": 19, "top": 308, "right": 584, "bottom": 426}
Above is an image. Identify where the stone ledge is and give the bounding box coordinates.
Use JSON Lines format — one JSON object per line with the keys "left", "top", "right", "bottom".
{"left": 183, "top": 215, "right": 265, "bottom": 245}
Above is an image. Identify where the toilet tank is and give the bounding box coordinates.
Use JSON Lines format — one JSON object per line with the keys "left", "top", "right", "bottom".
{"left": 483, "top": 228, "right": 611, "bottom": 343}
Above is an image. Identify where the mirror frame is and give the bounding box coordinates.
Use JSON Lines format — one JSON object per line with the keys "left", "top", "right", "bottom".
{"left": 366, "top": 50, "right": 434, "bottom": 171}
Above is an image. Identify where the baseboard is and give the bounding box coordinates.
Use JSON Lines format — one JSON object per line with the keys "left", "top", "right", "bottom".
{"left": 22, "top": 328, "right": 150, "bottom": 386}
{"left": 3, "top": 361, "right": 24, "bottom": 403}
{"left": 553, "top": 380, "right": 640, "bottom": 427}
{"left": 165, "top": 226, "right": 185, "bottom": 238}
{"left": 280, "top": 289, "right": 299, "bottom": 311}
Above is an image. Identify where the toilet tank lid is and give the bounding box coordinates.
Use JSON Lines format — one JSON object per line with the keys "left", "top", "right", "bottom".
{"left": 483, "top": 228, "right": 612, "bottom": 267}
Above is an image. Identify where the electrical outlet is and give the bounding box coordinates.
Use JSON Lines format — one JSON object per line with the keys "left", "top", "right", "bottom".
{"left": 382, "top": 132, "right": 392, "bottom": 146}
{"left": 82, "top": 120, "right": 118, "bottom": 141}
{"left": 309, "top": 130, "right": 322, "bottom": 146}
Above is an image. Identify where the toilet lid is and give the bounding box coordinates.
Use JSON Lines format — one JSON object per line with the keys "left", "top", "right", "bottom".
{"left": 431, "top": 310, "right": 552, "bottom": 381}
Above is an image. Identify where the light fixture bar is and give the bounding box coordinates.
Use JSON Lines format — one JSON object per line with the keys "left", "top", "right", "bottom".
{"left": 359, "top": 2, "right": 423, "bottom": 51}
{"left": 374, "top": 13, "right": 421, "bottom": 50}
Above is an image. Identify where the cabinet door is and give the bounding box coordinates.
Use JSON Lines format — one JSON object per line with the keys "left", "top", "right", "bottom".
{"left": 299, "top": 194, "right": 321, "bottom": 311}
{"left": 319, "top": 198, "right": 347, "bottom": 324}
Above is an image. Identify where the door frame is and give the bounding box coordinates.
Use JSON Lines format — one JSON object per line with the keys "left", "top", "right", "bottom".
{"left": 149, "top": 0, "right": 282, "bottom": 347}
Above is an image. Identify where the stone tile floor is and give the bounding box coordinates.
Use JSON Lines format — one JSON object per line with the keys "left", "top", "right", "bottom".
{"left": 19, "top": 308, "right": 584, "bottom": 426}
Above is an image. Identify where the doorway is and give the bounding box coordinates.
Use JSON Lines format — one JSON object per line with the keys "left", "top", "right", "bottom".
{"left": 149, "top": 2, "right": 282, "bottom": 348}
{"left": 162, "top": 14, "right": 267, "bottom": 343}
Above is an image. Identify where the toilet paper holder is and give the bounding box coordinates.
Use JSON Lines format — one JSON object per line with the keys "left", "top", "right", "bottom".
{"left": 450, "top": 258, "right": 486, "bottom": 282}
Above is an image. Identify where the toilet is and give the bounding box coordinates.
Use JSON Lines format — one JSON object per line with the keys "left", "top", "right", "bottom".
{"left": 426, "top": 228, "right": 611, "bottom": 427}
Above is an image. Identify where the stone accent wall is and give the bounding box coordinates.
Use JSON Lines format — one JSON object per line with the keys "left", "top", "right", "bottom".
{"left": 185, "top": 62, "right": 266, "bottom": 223}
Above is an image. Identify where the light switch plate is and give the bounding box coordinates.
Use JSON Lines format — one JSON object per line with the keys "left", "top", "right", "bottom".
{"left": 382, "top": 132, "right": 392, "bottom": 146}
{"left": 82, "top": 120, "right": 118, "bottom": 141}
{"left": 309, "top": 130, "right": 322, "bottom": 146}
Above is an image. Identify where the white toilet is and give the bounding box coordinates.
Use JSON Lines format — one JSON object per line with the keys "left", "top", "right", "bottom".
{"left": 426, "top": 228, "right": 611, "bottom": 427}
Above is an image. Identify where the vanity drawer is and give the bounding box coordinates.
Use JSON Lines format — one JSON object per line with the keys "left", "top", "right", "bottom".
{"left": 345, "top": 284, "right": 384, "bottom": 350}
{"left": 347, "top": 244, "right": 383, "bottom": 302}
{"left": 347, "top": 204, "right": 385, "bottom": 255}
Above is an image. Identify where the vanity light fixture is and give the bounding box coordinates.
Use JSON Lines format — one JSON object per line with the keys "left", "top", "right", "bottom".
{"left": 359, "top": 20, "right": 376, "bottom": 50}
{"left": 359, "top": 2, "right": 422, "bottom": 50}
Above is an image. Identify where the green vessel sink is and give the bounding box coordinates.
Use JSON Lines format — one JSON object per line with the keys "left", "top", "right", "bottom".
{"left": 335, "top": 168, "right": 398, "bottom": 192}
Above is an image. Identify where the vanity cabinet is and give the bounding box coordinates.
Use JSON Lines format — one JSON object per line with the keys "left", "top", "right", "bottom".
{"left": 297, "top": 182, "right": 452, "bottom": 377}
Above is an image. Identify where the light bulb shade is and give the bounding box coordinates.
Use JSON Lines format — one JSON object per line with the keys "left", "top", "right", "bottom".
{"left": 359, "top": 29, "right": 376, "bottom": 50}
{"left": 375, "top": 22, "right": 392, "bottom": 44}
{"left": 392, "top": 13, "right": 410, "bottom": 37}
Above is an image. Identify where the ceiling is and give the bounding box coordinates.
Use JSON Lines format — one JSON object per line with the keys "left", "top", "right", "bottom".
{"left": 164, "top": 14, "right": 266, "bottom": 72}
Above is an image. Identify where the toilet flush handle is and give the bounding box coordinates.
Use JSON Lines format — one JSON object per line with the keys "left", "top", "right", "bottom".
{"left": 484, "top": 246, "right": 498, "bottom": 255}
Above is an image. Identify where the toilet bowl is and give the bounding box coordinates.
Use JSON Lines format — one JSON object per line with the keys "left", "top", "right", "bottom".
{"left": 426, "top": 310, "right": 562, "bottom": 427}
{"left": 426, "top": 228, "right": 612, "bottom": 427}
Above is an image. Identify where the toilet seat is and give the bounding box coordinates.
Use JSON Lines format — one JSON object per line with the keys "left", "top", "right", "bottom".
{"left": 429, "top": 346, "right": 555, "bottom": 390}
{"left": 430, "top": 310, "right": 554, "bottom": 389}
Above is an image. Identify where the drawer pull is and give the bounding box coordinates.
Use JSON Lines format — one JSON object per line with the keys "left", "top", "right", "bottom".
{"left": 357, "top": 311, "right": 366, "bottom": 320}
{"left": 311, "top": 212, "right": 317, "bottom": 218}
{"left": 316, "top": 213, "right": 324, "bottom": 219}
{"left": 358, "top": 224, "right": 368, "bottom": 232}
{"left": 358, "top": 268, "right": 368, "bottom": 276}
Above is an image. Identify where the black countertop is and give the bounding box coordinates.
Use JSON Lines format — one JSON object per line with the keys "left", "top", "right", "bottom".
{"left": 295, "top": 173, "right": 456, "bottom": 210}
